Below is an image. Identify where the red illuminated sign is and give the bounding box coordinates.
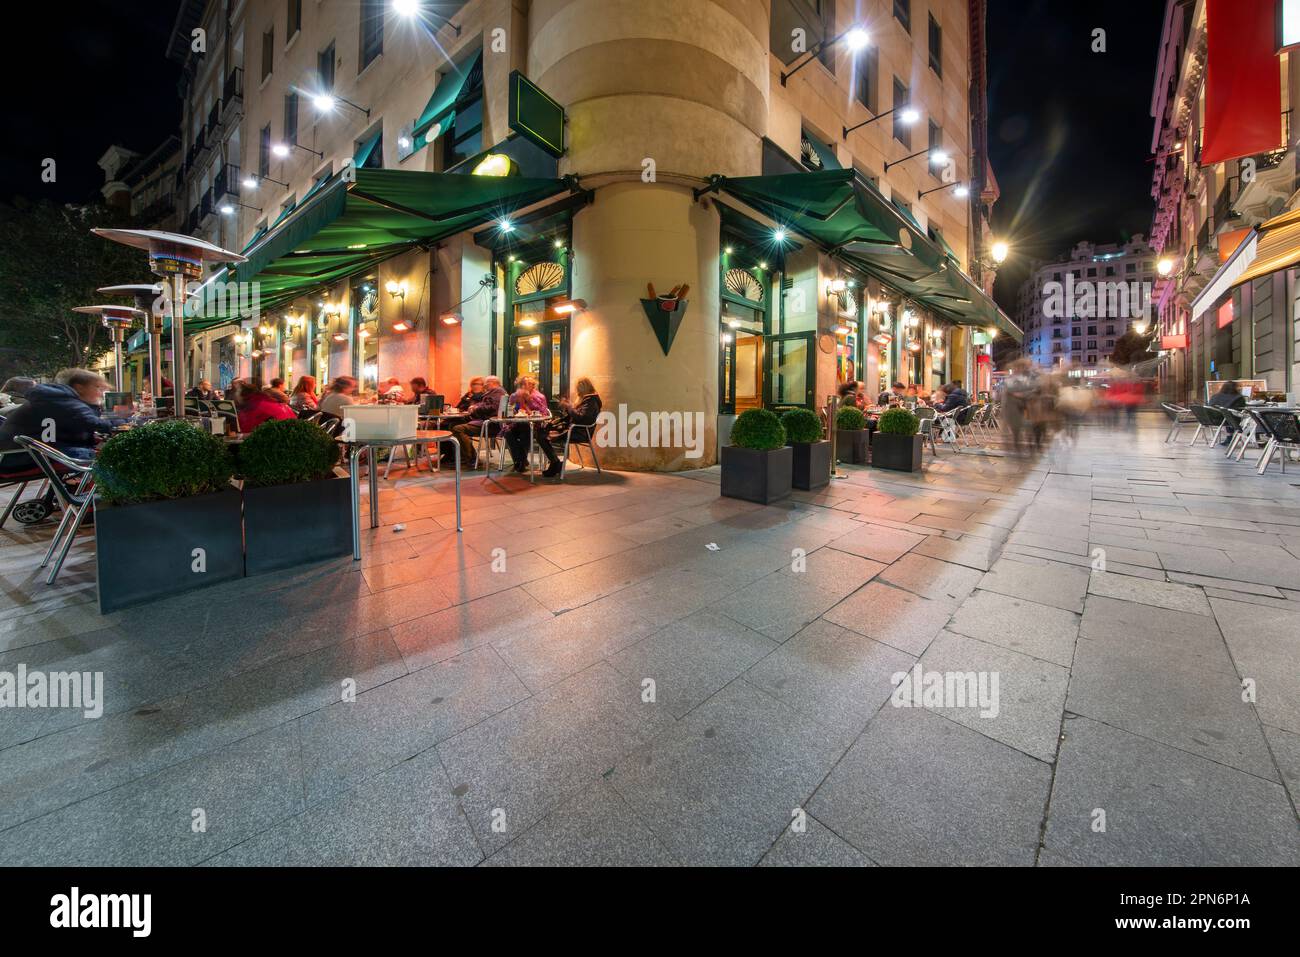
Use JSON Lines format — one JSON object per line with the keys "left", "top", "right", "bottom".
{"left": 1161, "top": 334, "right": 1188, "bottom": 350}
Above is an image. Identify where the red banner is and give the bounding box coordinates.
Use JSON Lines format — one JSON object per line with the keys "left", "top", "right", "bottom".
{"left": 1161, "top": 334, "right": 1188, "bottom": 350}
{"left": 1202, "top": 0, "right": 1282, "bottom": 165}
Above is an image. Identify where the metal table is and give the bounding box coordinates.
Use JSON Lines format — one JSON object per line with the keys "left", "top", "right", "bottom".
{"left": 350, "top": 430, "right": 461, "bottom": 560}
{"left": 485, "top": 415, "right": 550, "bottom": 483}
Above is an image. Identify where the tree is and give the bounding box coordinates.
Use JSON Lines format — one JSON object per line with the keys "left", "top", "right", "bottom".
{"left": 1109, "top": 328, "right": 1158, "bottom": 367}
{"left": 0, "top": 198, "right": 145, "bottom": 378}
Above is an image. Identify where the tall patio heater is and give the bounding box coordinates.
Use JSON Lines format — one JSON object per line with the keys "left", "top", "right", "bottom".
{"left": 91, "top": 230, "right": 246, "bottom": 418}
{"left": 98, "top": 283, "right": 163, "bottom": 398}
{"left": 71, "top": 305, "right": 145, "bottom": 389}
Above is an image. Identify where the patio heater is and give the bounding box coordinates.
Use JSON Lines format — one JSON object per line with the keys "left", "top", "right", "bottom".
{"left": 71, "top": 305, "right": 145, "bottom": 389}
{"left": 98, "top": 283, "right": 163, "bottom": 398}
{"left": 91, "top": 230, "right": 246, "bottom": 418}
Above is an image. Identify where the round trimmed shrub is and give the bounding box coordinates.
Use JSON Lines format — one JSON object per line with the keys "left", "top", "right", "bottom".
{"left": 93, "top": 419, "right": 234, "bottom": 506}
{"left": 780, "top": 408, "right": 823, "bottom": 444}
{"left": 729, "top": 408, "right": 786, "bottom": 451}
{"left": 237, "top": 418, "right": 341, "bottom": 487}
{"left": 877, "top": 408, "right": 920, "bottom": 436}
{"left": 836, "top": 406, "right": 867, "bottom": 431}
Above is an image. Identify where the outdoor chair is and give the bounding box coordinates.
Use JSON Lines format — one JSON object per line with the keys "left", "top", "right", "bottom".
{"left": 558, "top": 423, "right": 603, "bottom": 480}
{"left": 933, "top": 410, "right": 961, "bottom": 452}
{"left": 1219, "top": 408, "right": 1248, "bottom": 459}
{"left": 1188, "top": 405, "right": 1227, "bottom": 446}
{"left": 13, "top": 437, "right": 95, "bottom": 585}
{"left": 0, "top": 448, "right": 55, "bottom": 528}
{"left": 1230, "top": 409, "right": 1265, "bottom": 463}
{"left": 1161, "top": 402, "right": 1196, "bottom": 443}
{"left": 955, "top": 405, "right": 980, "bottom": 446}
{"left": 917, "top": 416, "right": 938, "bottom": 454}
{"left": 1254, "top": 410, "right": 1300, "bottom": 474}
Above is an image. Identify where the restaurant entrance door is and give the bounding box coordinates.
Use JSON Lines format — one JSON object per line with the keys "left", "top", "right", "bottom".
{"left": 509, "top": 322, "right": 569, "bottom": 403}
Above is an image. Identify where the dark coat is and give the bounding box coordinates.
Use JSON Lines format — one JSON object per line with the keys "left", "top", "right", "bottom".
{"left": 467, "top": 386, "right": 508, "bottom": 425}
{"left": 0, "top": 383, "right": 112, "bottom": 457}
{"left": 933, "top": 388, "right": 970, "bottom": 414}
{"left": 1208, "top": 391, "right": 1246, "bottom": 411}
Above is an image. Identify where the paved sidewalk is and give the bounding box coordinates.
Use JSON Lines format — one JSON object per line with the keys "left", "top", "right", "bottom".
{"left": 0, "top": 415, "right": 1297, "bottom": 865}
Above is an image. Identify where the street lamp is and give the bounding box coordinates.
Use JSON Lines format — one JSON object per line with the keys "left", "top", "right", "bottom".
{"left": 91, "top": 230, "right": 247, "bottom": 418}
{"left": 392, "top": 0, "right": 462, "bottom": 34}
{"left": 990, "top": 240, "right": 1010, "bottom": 264}
{"left": 219, "top": 202, "right": 262, "bottom": 216}
{"left": 918, "top": 181, "right": 970, "bottom": 199}
{"left": 780, "top": 24, "right": 870, "bottom": 86}
{"left": 843, "top": 105, "right": 920, "bottom": 139}
{"left": 272, "top": 141, "right": 324, "bottom": 160}
{"left": 311, "top": 92, "right": 371, "bottom": 119}
{"left": 243, "top": 173, "right": 288, "bottom": 190}
{"left": 1156, "top": 257, "right": 1174, "bottom": 277}
{"left": 884, "top": 148, "right": 949, "bottom": 173}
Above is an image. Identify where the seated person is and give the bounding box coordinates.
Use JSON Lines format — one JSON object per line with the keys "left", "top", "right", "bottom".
{"left": 1208, "top": 380, "right": 1246, "bottom": 444}
{"left": 534, "top": 377, "right": 603, "bottom": 478}
{"left": 319, "top": 376, "right": 359, "bottom": 418}
{"left": 232, "top": 378, "right": 295, "bottom": 432}
{"left": 503, "top": 375, "right": 551, "bottom": 473}
{"left": 452, "top": 376, "right": 508, "bottom": 465}
{"left": 266, "top": 377, "right": 290, "bottom": 404}
{"left": 0, "top": 368, "right": 114, "bottom": 470}
{"left": 378, "top": 377, "right": 406, "bottom": 404}
{"left": 289, "top": 375, "right": 319, "bottom": 412}
{"left": 0, "top": 377, "right": 36, "bottom": 417}
{"left": 878, "top": 381, "right": 906, "bottom": 407}
{"left": 454, "top": 377, "right": 486, "bottom": 412}
{"left": 837, "top": 381, "right": 862, "bottom": 409}
{"left": 186, "top": 380, "right": 218, "bottom": 402}
{"left": 406, "top": 377, "right": 433, "bottom": 406}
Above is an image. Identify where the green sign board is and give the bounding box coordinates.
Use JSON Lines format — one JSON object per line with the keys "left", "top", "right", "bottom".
{"left": 509, "top": 71, "right": 565, "bottom": 157}
{"left": 971, "top": 331, "right": 991, "bottom": 346}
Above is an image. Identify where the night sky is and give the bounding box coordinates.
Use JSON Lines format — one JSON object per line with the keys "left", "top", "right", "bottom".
{"left": 7, "top": 0, "right": 1165, "bottom": 316}
{"left": 986, "top": 0, "right": 1167, "bottom": 309}
{"left": 0, "top": 0, "right": 180, "bottom": 205}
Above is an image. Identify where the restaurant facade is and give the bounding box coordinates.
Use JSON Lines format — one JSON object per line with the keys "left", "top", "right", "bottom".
{"left": 152, "top": 0, "right": 1017, "bottom": 470}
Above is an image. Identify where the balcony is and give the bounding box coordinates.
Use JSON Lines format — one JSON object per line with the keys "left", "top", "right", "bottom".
{"left": 1235, "top": 147, "right": 1294, "bottom": 220}
{"left": 212, "top": 165, "right": 239, "bottom": 204}
{"left": 199, "top": 189, "right": 214, "bottom": 223}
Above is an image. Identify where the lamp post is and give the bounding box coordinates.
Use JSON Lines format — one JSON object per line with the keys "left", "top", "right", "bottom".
{"left": 843, "top": 105, "right": 920, "bottom": 140}
{"left": 91, "top": 230, "right": 246, "bottom": 418}
{"left": 72, "top": 305, "right": 144, "bottom": 390}
{"left": 918, "top": 181, "right": 970, "bottom": 200}
{"left": 99, "top": 283, "right": 164, "bottom": 398}
{"left": 311, "top": 92, "right": 371, "bottom": 119}
{"left": 780, "top": 24, "right": 870, "bottom": 86}
{"left": 884, "top": 148, "right": 949, "bottom": 173}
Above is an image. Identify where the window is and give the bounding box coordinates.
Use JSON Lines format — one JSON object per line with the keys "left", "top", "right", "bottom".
{"left": 360, "top": 0, "right": 383, "bottom": 71}
{"left": 1071, "top": 326, "right": 1081, "bottom": 336}
{"left": 1087, "top": 325, "right": 1097, "bottom": 335}
{"left": 444, "top": 54, "right": 484, "bottom": 169}
{"left": 261, "top": 28, "right": 274, "bottom": 81}
{"left": 319, "top": 42, "right": 335, "bottom": 91}
{"left": 928, "top": 14, "right": 942, "bottom": 76}
{"left": 1088, "top": 339, "right": 1098, "bottom": 350}
{"left": 894, "top": 0, "right": 911, "bottom": 32}
{"left": 1086, "top": 267, "right": 1096, "bottom": 277}
{"left": 259, "top": 124, "right": 271, "bottom": 176}
{"left": 284, "top": 92, "right": 298, "bottom": 146}
{"left": 287, "top": 0, "right": 301, "bottom": 40}
{"left": 854, "top": 39, "right": 878, "bottom": 113}
{"left": 360, "top": 131, "right": 383, "bottom": 169}
{"left": 928, "top": 121, "right": 943, "bottom": 177}
{"left": 1126, "top": 262, "right": 1136, "bottom": 273}
{"left": 1105, "top": 266, "right": 1115, "bottom": 276}
{"left": 892, "top": 78, "right": 911, "bottom": 148}
{"left": 1105, "top": 324, "right": 1115, "bottom": 335}
{"left": 818, "top": 0, "right": 836, "bottom": 71}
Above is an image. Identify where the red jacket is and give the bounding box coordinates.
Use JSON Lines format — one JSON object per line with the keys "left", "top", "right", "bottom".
{"left": 237, "top": 392, "right": 295, "bottom": 432}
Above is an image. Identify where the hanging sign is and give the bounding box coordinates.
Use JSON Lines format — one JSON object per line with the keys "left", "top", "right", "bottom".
{"left": 509, "top": 71, "right": 565, "bottom": 157}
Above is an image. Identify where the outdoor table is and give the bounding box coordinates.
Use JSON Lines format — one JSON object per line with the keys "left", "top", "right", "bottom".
{"left": 418, "top": 411, "right": 471, "bottom": 472}
{"left": 350, "top": 430, "right": 461, "bottom": 560}
{"left": 485, "top": 414, "right": 549, "bottom": 484}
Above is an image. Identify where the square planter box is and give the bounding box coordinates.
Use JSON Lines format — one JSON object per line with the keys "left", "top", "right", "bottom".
{"left": 94, "top": 488, "right": 245, "bottom": 614}
{"left": 720, "top": 445, "right": 793, "bottom": 505}
{"left": 791, "top": 440, "right": 832, "bottom": 490}
{"left": 836, "top": 429, "right": 870, "bottom": 465}
{"left": 244, "top": 476, "right": 353, "bottom": 576}
{"left": 871, "top": 433, "right": 924, "bottom": 472}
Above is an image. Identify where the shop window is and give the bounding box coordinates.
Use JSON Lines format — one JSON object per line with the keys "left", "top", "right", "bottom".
{"left": 504, "top": 245, "right": 572, "bottom": 401}
{"left": 352, "top": 275, "right": 380, "bottom": 392}
{"left": 719, "top": 236, "right": 769, "bottom": 415}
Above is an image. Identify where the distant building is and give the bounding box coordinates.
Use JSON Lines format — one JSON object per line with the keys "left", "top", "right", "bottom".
{"left": 1014, "top": 236, "right": 1157, "bottom": 378}
{"left": 96, "top": 137, "right": 182, "bottom": 228}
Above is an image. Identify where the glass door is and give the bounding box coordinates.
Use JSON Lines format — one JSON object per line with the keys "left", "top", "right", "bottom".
{"left": 510, "top": 322, "right": 569, "bottom": 403}
{"left": 766, "top": 332, "right": 815, "bottom": 409}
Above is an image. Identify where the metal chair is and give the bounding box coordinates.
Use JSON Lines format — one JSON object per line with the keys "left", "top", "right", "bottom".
{"left": 1188, "top": 405, "right": 1227, "bottom": 447}
{"left": 1255, "top": 410, "right": 1300, "bottom": 474}
{"left": 917, "top": 415, "right": 938, "bottom": 454}
{"left": 558, "top": 423, "right": 602, "bottom": 480}
{"left": 1161, "top": 402, "right": 1196, "bottom": 443}
{"left": 954, "top": 405, "right": 979, "bottom": 446}
{"left": 932, "top": 410, "right": 961, "bottom": 452}
{"left": 13, "top": 437, "right": 95, "bottom": 585}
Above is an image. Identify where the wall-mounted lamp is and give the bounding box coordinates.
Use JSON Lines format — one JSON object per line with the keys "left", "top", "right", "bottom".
{"left": 385, "top": 279, "right": 409, "bottom": 300}
{"left": 332, "top": 332, "right": 348, "bottom": 342}
{"left": 843, "top": 105, "right": 920, "bottom": 139}
{"left": 441, "top": 313, "right": 461, "bottom": 325}
{"left": 311, "top": 92, "right": 371, "bottom": 119}
{"left": 243, "top": 173, "right": 288, "bottom": 190}
{"left": 552, "top": 298, "right": 588, "bottom": 316}
{"left": 781, "top": 24, "right": 869, "bottom": 86}
{"left": 272, "top": 142, "right": 324, "bottom": 160}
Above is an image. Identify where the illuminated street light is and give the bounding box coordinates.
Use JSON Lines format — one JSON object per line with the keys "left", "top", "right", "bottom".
{"left": 991, "top": 240, "right": 1010, "bottom": 264}
{"left": 844, "top": 105, "right": 920, "bottom": 139}
{"left": 1157, "top": 257, "right": 1174, "bottom": 276}
{"left": 781, "top": 23, "right": 871, "bottom": 85}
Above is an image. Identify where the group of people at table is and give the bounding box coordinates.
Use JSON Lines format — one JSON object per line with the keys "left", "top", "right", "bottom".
{"left": 834, "top": 378, "right": 973, "bottom": 430}
{"left": 0, "top": 366, "right": 602, "bottom": 481}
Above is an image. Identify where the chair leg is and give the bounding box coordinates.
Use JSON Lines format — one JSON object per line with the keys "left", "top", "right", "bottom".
{"left": 46, "top": 500, "right": 90, "bottom": 585}
{"left": 1257, "top": 439, "right": 1278, "bottom": 474}
{"left": 1189, "top": 424, "right": 1203, "bottom": 446}
{"left": 39, "top": 502, "right": 77, "bottom": 569}
{"left": 0, "top": 480, "right": 29, "bottom": 528}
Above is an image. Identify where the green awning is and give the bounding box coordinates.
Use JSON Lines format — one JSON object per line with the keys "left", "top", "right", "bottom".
{"left": 197, "top": 167, "right": 570, "bottom": 322}
{"left": 353, "top": 130, "right": 382, "bottom": 169}
{"left": 709, "top": 169, "right": 1021, "bottom": 340}
{"left": 412, "top": 52, "right": 482, "bottom": 146}
{"left": 802, "top": 129, "right": 842, "bottom": 172}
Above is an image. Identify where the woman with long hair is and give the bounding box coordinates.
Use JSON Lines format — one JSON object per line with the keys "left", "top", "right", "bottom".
{"left": 289, "top": 375, "right": 319, "bottom": 412}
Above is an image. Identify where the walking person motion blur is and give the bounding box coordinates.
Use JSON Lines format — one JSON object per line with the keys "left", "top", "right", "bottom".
{"left": 1001, "top": 359, "right": 1038, "bottom": 455}
{"left": 1056, "top": 378, "right": 1094, "bottom": 444}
